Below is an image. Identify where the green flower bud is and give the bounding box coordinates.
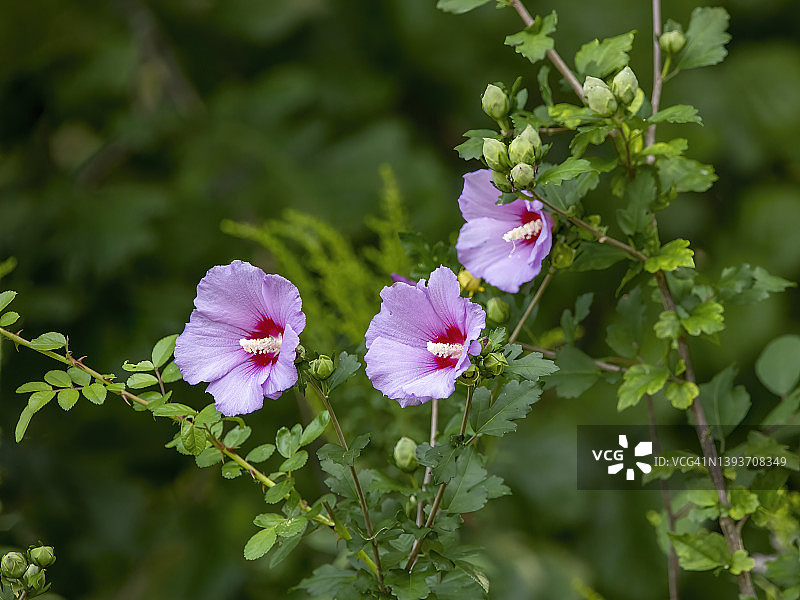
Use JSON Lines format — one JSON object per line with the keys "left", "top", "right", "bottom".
{"left": 393, "top": 437, "right": 419, "bottom": 472}
{"left": 510, "top": 163, "right": 535, "bottom": 189}
{"left": 309, "top": 354, "right": 334, "bottom": 380}
{"left": 611, "top": 66, "right": 638, "bottom": 105}
{"left": 23, "top": 564, "right": 45, "bottom": 590}
{"left": 659, "top": 30, "right": 686, "bottom": 54}
{"left": 294, "top": 344, "right": 306, "bottom": 364}
{"left": 457, "top": 364, "right": 481, "bottom": 387}
{"left": 482, "top": 138, "right": 510, "bottom": 172}
{"left": 481, "top": 84, "right": 510, "bottom": 121}
{"left": 478, "top": 336, "right": 492, "bottom": 355}
{"left": 508, "top": 124, "right": 541, "bottom": 165}
{"left": 490, "top": 169, "right": 513, "bottom": 193}
{"left": 551, "top": 240, "right": 576, "bottom": 269}
{"left": 29, "top": 546, "right": 56, "bottom": 568}
{"left": 483, "top": 352, "right": 508, "bottom": 376}
{"left": 582, "top": 76, "right": 608, "bottom": 95}
{"left": 404, "top": 494, "right": 418, "bottom": 519}
{"left": 585, "top": 83, "right": 617, "bottom": 117}
{"left": 1, "top": 552, "right": 28, "bottom": 580}
{"left": 486, "top": 297, "right": 510, "bottom": 323}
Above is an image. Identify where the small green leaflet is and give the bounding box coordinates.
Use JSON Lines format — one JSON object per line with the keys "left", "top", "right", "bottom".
{"left": 504, "top": 351, "right": 558, "bottom": 381}
{"left": 680, "top": 301, "right": 724, "bottom": 336}
{"left": 470, "top": 380, "right": 542, "bottom": 438}
{"left": 617, "top": 364, "right": 670, "bottom": 410}
{"left": 0, "top": 290, "right": 16, "bottom": 312}
{"left": 648, "top": 105, "right": 702, "bottom": 125}
{"left": 455, "top": 129, "right": 499, "bottom": 161}
{"left": 545, "top": 345, "right": 601, "bottom": 398}
{"left": 29, "top": 332, "right": 67, "bottom": 351}
{"left": 575, "top": 31, "right": 635, "bottom": 79}
{"left": 665, "top": 381, "right": 699, "bottom": 410}
{"left": 505, "top": 11, "right": 557, "bottom": 65}
{"left": 441, "top": 446, "right": 509, "bottom": 514}
{"left": 657, "top": 156, "right": 717, "bottom": 193}
{"left": 151, "top": 334, "right": 178, "bottom": 368}
{"left": 668, "top": 530, "right": 730, "bottom": 571}
{"left": 384, "top": 570, "right": 430, "bottom": 600}
{"left": 435, "top": 0, "right": 491, "bottom": 14}
{"left": 243, "top": 528, "right": 277, "bottom": 560}
{"left": 755, "top": 334, "right": 800, "bottom": 396}
{"left": 644, "top": 239, "right": 695, "bottom": 273}
{"left": 675, "top": 7, "right": 731, "bottom": 71}
{"left": 316, "top": 433, "right": 370, "bottom": 467}
{"left": 327, "top": 351, "right": 361, "bottom": 393}
{"left": 295, "top": 565, "right": 357, "bottom": 597}
{"left": 536, "top": 157, "right": 594, "bottom": 186}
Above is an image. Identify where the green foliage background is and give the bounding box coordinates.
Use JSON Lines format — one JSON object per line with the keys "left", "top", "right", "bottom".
{"left": 1, "top": 0, "right": 799, "bottom": 598}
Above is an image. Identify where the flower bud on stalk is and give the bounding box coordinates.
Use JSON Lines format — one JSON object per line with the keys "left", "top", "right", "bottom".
{"left": 491, "top": 169, "right": 513, "bottom": 193}
{"left": 482, "top": 138, "right": 511, "bottom": 172}
{"left": 309, "top": 355, "right": 334, "bottom": 380}
{"left": 551, "top": 240, "right": 576, "bottom": 269}
{"left": 1, "top": 552, "right": 27, "bottom": 580}
{"left": 294, "top": 344, "right": 306, "bottom": 364}
{"left": 23, "top": 564, "right": 45, "bottom": 590}
{"left": 583, "top": 76, "right": 617, "bottom": 117}
{"left": 487, "top": 297, "right": 510, "bottom": 323}
{"left": 481, "top": 84, "right": 510, "bottom": 121}
{"left": 508, "top": 124, "right": 542, "bottom": 164}
{"left": 393, "top": 437, "right": 419, "bottom": 472}
{"left": 510, "top": 163, "right": 535, "bottom": 189}
{"left": 483, "top": 352, "right": 508, "bottom": 376}
{"left": 29, "top": 546, "right": 56, "bottom": 568}
{"left": 611, "top": 66, "right": 638, "bottom": 105}
{"left": 457, "top": 364, "right": 481, "bottom": 386}
{"left": 659, "top": 30, "right": 686, "bottom": 53}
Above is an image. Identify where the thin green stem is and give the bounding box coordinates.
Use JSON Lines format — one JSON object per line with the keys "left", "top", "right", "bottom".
{"left": 509, "top": 267, "right": 555, "bottom": 344}
{"left": 416, "top": 398, "right": 439, "bottom": 526}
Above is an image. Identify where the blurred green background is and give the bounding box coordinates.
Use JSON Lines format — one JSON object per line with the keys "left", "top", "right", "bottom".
{"left": 1, "top": 0, "right": 799, "bottom": 598}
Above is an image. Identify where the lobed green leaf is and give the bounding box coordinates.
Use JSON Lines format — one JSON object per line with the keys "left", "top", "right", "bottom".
{"left": 505, "top": 11, "right": 558, "bottom": 65}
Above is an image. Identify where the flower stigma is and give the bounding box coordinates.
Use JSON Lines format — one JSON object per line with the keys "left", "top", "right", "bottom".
{"left": 502, "top": 218, "right": 542, "bottom": 243}
{"left": 239, "top": 334, "right": 282, "bottom": 355}
{"left": 426, "top": 341, "right": 465, "bottom": 359}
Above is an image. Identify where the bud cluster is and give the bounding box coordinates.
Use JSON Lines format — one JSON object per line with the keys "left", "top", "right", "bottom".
{"left": 583, "top": 66, "right": 640, "bottom": 117}
{"left": 1, "top": 545, "right": 56, "bottom": 598}
{"left": 482, "top": 123, "right": 543, "bottom": 193}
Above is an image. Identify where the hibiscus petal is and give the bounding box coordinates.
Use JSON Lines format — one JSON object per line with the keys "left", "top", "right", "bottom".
{"left": 261, "top": 275, "right": 306, "bottom": 335}
{"left": 206, "top": 360, "right": 269, "bottom": 416}
{"left": 174, "top": 311, "right": 248, "bottom": 385}
{"left": 262, "top": 324, "right": 300, "bottom": 399}
{"left": 458, "top": 170, "right": 520, "bottom": 223}
{"left": 365, "top": 282, "right": 445, "bottom": 349}
{"left": 194, "top": 261, "right": 271, "bottom": 329}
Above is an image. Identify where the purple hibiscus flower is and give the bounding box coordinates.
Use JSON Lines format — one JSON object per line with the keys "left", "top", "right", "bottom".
{"left": 456, "top": 169, "right": 554, "bottom": 293}
{"left": 174, "top": 260, "right": 305, "bottom": 416}
{"left": 365, "top": 266, "right": 486, "bottom": 407}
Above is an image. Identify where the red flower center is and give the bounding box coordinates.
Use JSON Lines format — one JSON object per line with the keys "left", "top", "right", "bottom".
{"left": 243, "top": 317, "right": 283, "bottom": 367}
{"left": 429, "top": 326, "right": 466, "bottom": 369}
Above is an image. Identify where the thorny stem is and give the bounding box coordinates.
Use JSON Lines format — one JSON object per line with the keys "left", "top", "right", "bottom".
{"left": 508, "top": 0, "right": 584, "bottom": 99}
{"left": 311, "top": 383, "right": 386, "bottom": 591}
{"left": 645, "top": 0, "right": 664, "bottom": 161}
{"left": 509, "top": 267, "right": 555, "bottom": 344}
{"left": 416, "top": 398, "right": 440, "bottom": 526}
{"left": 646, "top": 395, "right": 680, "bottom": 600}
{"left": 406, "top": 386, "right": 474, "bottom": 571}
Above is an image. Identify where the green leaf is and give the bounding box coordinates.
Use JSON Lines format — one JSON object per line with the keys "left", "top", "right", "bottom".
{"left": 245, "top": 444, "right": 276, "bottom": 463}
{"left": 535, "top": 171, "right": 599, "bottom": 211}
{"left": 729, "top": 488, "right": 760, "bottom": 521}
{"left": 296, "top": 565, "right": 357, "bottom": 596}
{"left": 253, "top": 513, "right": 284, "bottom": 529}
{"left": 300, "top": 411, "right": 330, "bottom": 446}
{"left": 436, "top": 0, "right": 490, "bottom": 13}
{"left": 756, "top": 335, "right": 800, "bottom": 396}
{"left": 644, "top": 239, "right": 695, "bottom": 273}
{"left": 569, "top": 242, "right": 629, "bottom": 272}
{"left": 698, "top": 365, "right": 751, "bottom": 440}
{"left": 680, "top": 301, "right": 724, "bottom": 336}
{"left": 676, "top": 7, "right": 731, "bottom": 71}
{"left": 243, "top": 528, "right": 278, "bottom": 560}
{"left": 536, "top": 157, "right": 594, "bottom": 186}
{"left": 665, "top": 381, "right": 699, "bottom": 410}
{"left": 638, "top": 139, "right": 688, "bottom": 158}
{"left": 316, "top": 433, "right": 370, "bottom": 467}
{"left": 327, "top": 352, "right": 361, "bottom": 393}
{"left": 82, "top": 382, "right": 107, "bottom": 405}
{"left": 280, "top": 450, "right": 309, "bottom": 472}
{"left": 16, "top": 381, "right": 53, "bottom": 393}
{"left": 385, "top": 570, "right": 431, "bottom": 600}
{"left": 43, "top": 370, "right": 72, "bottom": 388}
{"left": 575, "top": 31, "right": 635, "bottom": 78}
{"left": 264, "top": 478, "right": 294, "bottom": 504}
{"left": 617, "top": 169, "right": 656, "bottom": 236}
{"left": 276, "top": 516, "right": 306, "bottom": 538}
{"left": 606, "top": 286, "right": 646, "bottom": 358}
{"left": 221, "top": 461, "right": 242, "bottom": 479}
{"left": 548, "top": 103, "right": 595, "bottom": 129}
{"left": 194, "top": 403, "right": 223, "bottom": 427}
{"left": 545, "top": 345, "right": 601, "bottom": 398}
{"left": 729, "top": 431, "right": 800, "bottom": 471}
{"left": 57, "top": 388, "right": 80, "bottom": 411}
{"left": 762, "top": 388, "right": 800, "bottom": 426}
{"left": 455, "top": 129, "right": 499, "bottom": 161}
{"left": 432, "top": 568, "right": 489, "bottom": 600}
{"left": 570, "top": 125, "right": 612, "bottom": 157}
{"left": 269, "top": 532, "right": 304, "bottom": 568}
{"left": 0, "top": 290, "right": 16, "bottom": 312}
{"left": 28, "top": 389, "right": 56, "bottom": 412}
{"left": 729, "top": 550, "right": 755, "bottom": 575}
{"left": 151, "top": 334, "right": 179, "bottom": 368}
{"left": 276, "top": 424, "right": 303, "bottom": 458}
{"left": 181, "top": 422, "right": 207, "bottom": 455}
{"left": 152, "top": 403, "right": 197, "bottom": 417}
{"left": 504, "top": 351, "right": 558, "bottom": 381}
{"left": 654, "top": 310, "right": 681, "bottom": 340}
{"left": 648, "top": 105, "right": 702, "bottom": 125}
{"left": 67, "top": 367, "right": 91, "bottom": 386}
{"left": 0, "top": 311, "right": 19, "bottom": 327}
{"left": 29, "top": 332, "right": 67, "bottom": 351}
{"left": 126, "top": 372, "right": 159, "bottom": 389}
{"left": 122, "top": 360, "right": 155, "bottom": 372}
{"left": 417, "top": 441, "right": 464, "bottom": 484}
{"left": 471, "top": 380, "right": 542, "bottom": 438}
{"left": 195, "top": 447, "right": 223, "bottom": 468}
{"left": 669, "top": 530, "right": 730, "bottom": 571}
{"left": 443, "top": 446, "right": 496, "bottom": 514}
{"left": 16, "top": 406, "right": 36, "bottom": 442}
{"left": 717, "top": 264, "right": 795, "bottom": 305}
{"left": 160, "top": 361, "right": 182, "bottom": 383}
{"left": 223, "top": 425, "right": 252, "bottom": 448}
{"left": 657, "top": 156, "right": 717, "bottom": 193}
{"left": 560, "top": 292, "right": 593, "bottom": 344}
{"left": 617, "top": 364, "right": 670, "bottom": 410}
{"left": 537, "top": 64, "right": 553, "bottom": 106}
{"left": 504, "top": 11, "right": 558, "bottom": 65}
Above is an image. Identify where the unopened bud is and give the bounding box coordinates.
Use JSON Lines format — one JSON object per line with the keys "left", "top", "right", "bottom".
{"left": 482, "top": 138, "right": 510, "bottom": 172}
{"left": 611, "top": 66, "right": 638, "bottom": 105}
{"left": 478, "top": 336, "right": 492, "bottom": 355}
{"left": 551, "top": 240, "right": 576, "bottom": 269}
{"left": 29, "top": 546, "right": 56, "bottom": 568}
{"left": 23, "top": 564, "right": 45, "bottom": 590}
{"left": 457, "top": 364, "right": 481, "bottom": 386}
{"left": 508, "top": 124, "right": 541, "bottom": 164}
{"left": 584, "top": 80, "right": 617, "bottom": 117}
{"left": 481, "top": 84, "right": 510, "bottom": 121}
{"left": 486, "top": 297, "right": 510, "bottom": 323}
{"left": 309, "top": 355, "right": 334, "bottom": 380}
{"left": 582, "top": 76, "right": 608, "bottom": 95}
{"left": 491, "top": 169, "right": 513, "bottom": 193}
{"left": 659, "top": 30, "right": 686, "bottom": 54}
{"left": 393, "top": 437, "right": 419, "bottom": 472}
{"left": 483, "top": 352, "right": 508, "bottom": 376}
{"left": 510, "top": 163, "right": 535, "bottom": 189}
{"left": 1, "top": 552, "right": 27, "bottom": 580}
{"left": 294, "top": 344, "right": 306, "bottom": 364}
{"left": 404, "top": 494, "right": 418, "bottom": 519}
{"left": 457, "top": 268, "right": 484, "bottom": 296}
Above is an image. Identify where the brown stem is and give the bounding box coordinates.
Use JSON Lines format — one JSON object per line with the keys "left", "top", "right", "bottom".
{"left": 509, "top": 267, "right": 555, "bottom": 344}
{"left": 645, "top": 0, "right": 663, "bottom": 162}
{"left": 646, "top": 395, "right": 680, "bottom": 600}
{"left": 508, "top": 0, "right": 584, "bottom": 99}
